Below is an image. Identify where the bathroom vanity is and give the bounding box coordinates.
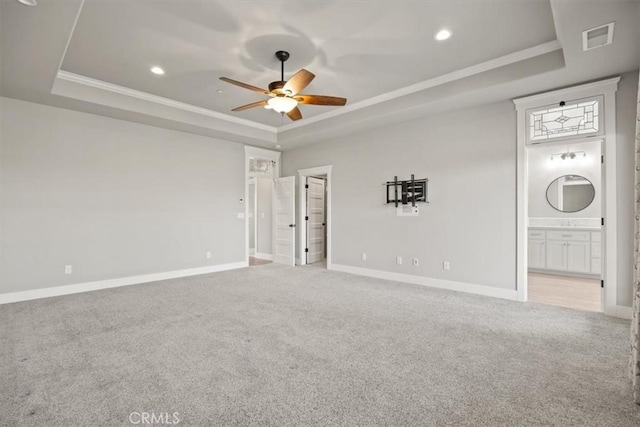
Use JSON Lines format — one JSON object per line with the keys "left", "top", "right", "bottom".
{"left": 528, "top": 226, "right": 601, "bottom": 277}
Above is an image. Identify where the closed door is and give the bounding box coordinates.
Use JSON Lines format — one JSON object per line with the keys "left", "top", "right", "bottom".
{"left": 306, "top": 177, "right": 326, "bottom": 264}
{"left": 567, "top": 241, "right": 590, "bottom": 273}
{"left": 546, "top": 240, "right": 566, "bottom": 271}
{"left": 273, "top": 176, "right": 295, "bottom": 266}
{"left": 528, "top": 239, "right": 546, "bottom": 269}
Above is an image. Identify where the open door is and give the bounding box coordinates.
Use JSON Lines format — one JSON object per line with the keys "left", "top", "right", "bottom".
{"left": 306, "top": 177, "right": 326, "bottom": 264}
{"left": 273, "top": 176, "right": 295, "bottom": 265}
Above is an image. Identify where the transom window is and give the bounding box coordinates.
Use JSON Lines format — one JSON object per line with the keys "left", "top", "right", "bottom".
{"left": 527, "top": 96, "right": 603, "bottom": 143}
{"left": 249, "top": 157, "right": 275, "bottom": 176}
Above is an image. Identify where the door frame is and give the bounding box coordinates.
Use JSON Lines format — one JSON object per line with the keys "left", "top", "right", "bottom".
{"left": 244, "top": 146, "right": 281, "bottom": 266}
{"left": 297, "top": 165, "right": 332, "bottom": 269}
{"left": 513, "top": 77, "right": 622, "bottom": 316}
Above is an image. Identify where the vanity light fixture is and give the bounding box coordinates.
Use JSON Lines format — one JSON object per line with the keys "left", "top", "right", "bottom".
{"left": 550, "top": 150, "right": 586, "bottom": 161}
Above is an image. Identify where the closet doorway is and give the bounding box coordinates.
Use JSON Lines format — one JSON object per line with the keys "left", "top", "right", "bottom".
{"left": 298, "top": 166, "right": 332, "bottom": 269}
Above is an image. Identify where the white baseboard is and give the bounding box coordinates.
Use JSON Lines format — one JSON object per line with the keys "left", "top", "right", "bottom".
{"left": 254, "top": 252, "right": 273, "bottom": 261}
{"left": 605, "top": 305, "right": 633, "bottom": 320}
{"left": 0, "top": 261, "right": 248, "bottom": 305}
{"left": 330, "top": 264, "right": 518, "bottom": 301}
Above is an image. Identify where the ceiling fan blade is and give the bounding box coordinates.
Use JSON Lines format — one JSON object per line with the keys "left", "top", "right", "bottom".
{"left": 231, "top": 100, "right": 268, "bottom": 111}
{"left": 220, "top": 77, "right": 270, "bottom": 95}
{"left": 295, "top": 95, "right": 347, "bottom": 106}
{"left": 286, "top": 107, "right": 303, "bottom": 121}
{"left": 282, "top": 69, "right": 315, "bottom": 95}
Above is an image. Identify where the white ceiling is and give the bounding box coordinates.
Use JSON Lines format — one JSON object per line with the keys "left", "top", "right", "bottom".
{"left": 1, "top": 0, "right": 638, "bottom": 150}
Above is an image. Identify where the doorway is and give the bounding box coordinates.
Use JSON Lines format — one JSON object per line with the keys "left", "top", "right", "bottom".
{"left": 249, "top": 176, "right": 274, "bottom": 267}
{"left": 297, "top": 166, "right": 332, "bottom": 269}
{"left": 526, "top": 139, "right": 603, "bottom": 311}
{"left": 244, "top": 146, "right": 281, "bottom": 267}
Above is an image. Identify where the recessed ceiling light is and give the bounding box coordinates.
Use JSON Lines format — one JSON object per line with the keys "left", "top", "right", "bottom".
{"left": 275, "top": 144, "right": 282, "bottom": 149}
{"left": 435, "top": 29, "right": 452, "bottom": 41}
{"left": 216, "top": 89, "right": 224, "bottom": 94}
{"left": 150, "top": 66, "right": 165, "bottom": 75}
{"left": 17, "top": 0, "right": 38, "bottom": 6}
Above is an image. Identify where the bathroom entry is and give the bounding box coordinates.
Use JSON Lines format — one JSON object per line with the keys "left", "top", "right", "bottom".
{"left": 526, "top": 140, "right": 603, "bottom": 311}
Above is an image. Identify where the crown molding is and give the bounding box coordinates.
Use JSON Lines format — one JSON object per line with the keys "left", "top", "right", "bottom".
{"left": 279, "top": 40, "right": 563, "bottom": 132}
{"left": 55, "top": 70, "right": 277, "bottom": 133}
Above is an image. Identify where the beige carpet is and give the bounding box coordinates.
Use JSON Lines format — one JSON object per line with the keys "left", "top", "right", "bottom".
{"left": 1, "top": 264, "right": 639, "bottom": 426}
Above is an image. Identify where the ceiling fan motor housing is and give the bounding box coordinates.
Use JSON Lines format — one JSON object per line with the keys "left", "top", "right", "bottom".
{"left": 268, "top": 81, "right": 287, "bottom": 95}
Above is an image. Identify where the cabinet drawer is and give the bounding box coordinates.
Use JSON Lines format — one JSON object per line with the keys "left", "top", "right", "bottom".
{"left": 528, "top": 230, "right": 545, "bottom": 239}
{"left": 591, "top": 243, "right": 602, "bottom": 258}
{"left": 546, "top": 230, "right": 589, "bottom": 241}
{"left": 591, "top": 231, "right": 602, "bottom": 242}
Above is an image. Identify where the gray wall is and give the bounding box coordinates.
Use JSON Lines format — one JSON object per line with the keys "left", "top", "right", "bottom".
{"left": 528, "top": 140, "right": 601, "bottom": 218}
{"left": 256, "top": 177, "right": 272, "bottom": 255}
{"left": 1, "top": 98, "right": 245, "bottom": 294}
{"left": 283, "top": 101, "right": 518, "bottom": 291}
{"left": 616, "top": 71, "right": 638, "bottom": 306}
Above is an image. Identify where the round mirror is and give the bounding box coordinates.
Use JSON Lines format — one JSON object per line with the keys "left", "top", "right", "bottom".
{"left": 546, "top": 175, "right": 595, "bottom": 213}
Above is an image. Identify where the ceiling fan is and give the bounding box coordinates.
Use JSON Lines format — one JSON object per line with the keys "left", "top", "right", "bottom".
{"left": 219, "top": 50, "right": 347, "bottom": 121}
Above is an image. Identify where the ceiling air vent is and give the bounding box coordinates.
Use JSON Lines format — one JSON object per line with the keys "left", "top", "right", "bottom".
{"left": 582, "top": 22, "right": 614, "bottom": 51}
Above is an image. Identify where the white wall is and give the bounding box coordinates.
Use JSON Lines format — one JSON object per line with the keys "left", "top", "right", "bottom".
{"left": 528, "top": 140, "right": 601, "bottom": 218}
{"left": 256, "top": 177, "right": 272, "bottom": 255}
{"left": 0, "top": 98, "right": 246, "bottom": 294}
{"left": 283, "top": 101, "right": 518, "bottom": 291}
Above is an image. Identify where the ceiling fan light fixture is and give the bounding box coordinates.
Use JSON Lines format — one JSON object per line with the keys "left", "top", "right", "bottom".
{"left": 435, "top": 29, "right": 452, "bottom": 41}
{"left": 267, "top": 96, "right": 298, "bottom": 113}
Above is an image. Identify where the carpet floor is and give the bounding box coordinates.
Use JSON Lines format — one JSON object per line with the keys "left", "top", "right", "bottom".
{"left": 1, "top": 263, "right": 639, "bottom": 426}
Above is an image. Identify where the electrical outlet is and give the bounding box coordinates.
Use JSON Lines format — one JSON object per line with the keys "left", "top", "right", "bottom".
{"left": 64, "top": 265, "right": 72, "bottom": 274}
{"left": 443, "top": 261, "right": 450, "bottom": 271}
{"left": 413, "top": 258, "right": 419, "bottom": 266}
{"left": 396, "top": 256, "right": 402, "bottom": 265}
{"left": 361, "top": 253, "right": 367, "bottom": 261}
{"left": 206, "top": 251, "right": 211, "bottom": 259}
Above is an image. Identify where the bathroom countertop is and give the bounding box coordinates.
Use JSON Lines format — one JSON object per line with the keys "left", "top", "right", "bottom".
{"left": 528, "top": 226, "right": 602, "bottom": 231}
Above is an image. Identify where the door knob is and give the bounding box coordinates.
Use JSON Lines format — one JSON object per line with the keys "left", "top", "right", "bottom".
{"left": 289, "top": 224, "right": 296, "bottom": 228}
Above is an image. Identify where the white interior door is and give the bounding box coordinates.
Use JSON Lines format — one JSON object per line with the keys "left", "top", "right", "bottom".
{"left": 273, "top": 176, "right": 296, "bottom": 265}
{"left": 306, "top": 177, "right": 326, "bottom": 264}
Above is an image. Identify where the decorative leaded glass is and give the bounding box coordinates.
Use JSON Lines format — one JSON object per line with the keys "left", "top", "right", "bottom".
{"left": 249, "top": 158, "right": 274, "bottom": 176}
{"left": 528, "top": 97, "right": 602, "bottom": 142}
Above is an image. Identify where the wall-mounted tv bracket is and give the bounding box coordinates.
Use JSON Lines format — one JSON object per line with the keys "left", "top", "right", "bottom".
{"left": 385, "top": 174, "right": 429, "bottom": 207}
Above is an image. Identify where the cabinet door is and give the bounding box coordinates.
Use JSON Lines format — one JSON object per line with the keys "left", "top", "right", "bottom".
{"left": 546, "top": 240, "right": 566, "bottom": 271}
{"left": 528, "top": 239, "right": 546, "bottom": 269}
{"left": 567, "top": 241, "right": 590, "bottom": 273}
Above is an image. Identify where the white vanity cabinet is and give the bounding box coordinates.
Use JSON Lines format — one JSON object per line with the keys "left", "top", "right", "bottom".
{"left": 528, "top": 228, "right": 601, "bottom": 276}
{"left": 527, "top": 230, "right": 546, "bottom": 269}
